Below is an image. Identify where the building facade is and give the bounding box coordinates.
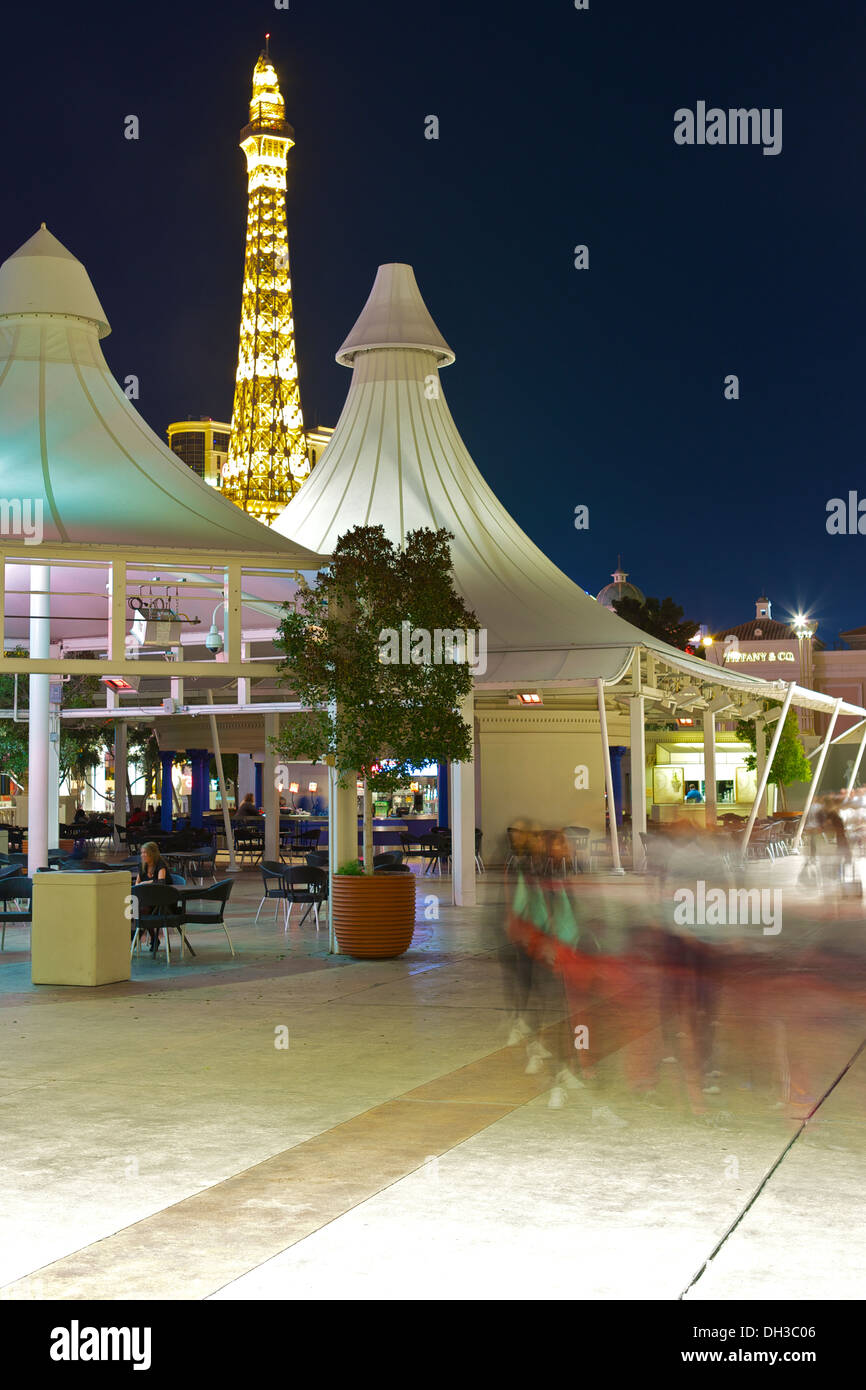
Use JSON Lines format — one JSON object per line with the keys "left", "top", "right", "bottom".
{"left": 167, "top": 418, "right": 232, "bottom": 488}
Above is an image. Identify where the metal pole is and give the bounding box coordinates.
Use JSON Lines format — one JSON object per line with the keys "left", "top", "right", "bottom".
{"left": 596, "top": 678, "right": 623, "bottom": 874}
{"left": 27, "top": 566, "right": 50, "bottom": 875}
{"left": 741, "top": 683, "right": 795, "bottom": 858}
{"left": 792, "top": 698, "right": 843, "bottom": 851}
{"left": 846, "top": 720, "right": 866, "bottom": 793}
{"left": 451, "top": 691, "right": 477, "bottom": 907}
{"left": 703, "top": 709, "right": 717, "bottom": 827}
{"left": 207, "top": 691, "right": 236, "bottom": 872}
{"left": 629, "top": 694, "right": 646, "bottom": 870}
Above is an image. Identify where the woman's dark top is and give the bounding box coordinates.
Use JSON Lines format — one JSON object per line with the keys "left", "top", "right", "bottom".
{"left": 137, "top": 861, "right": 169, "bottom": 885}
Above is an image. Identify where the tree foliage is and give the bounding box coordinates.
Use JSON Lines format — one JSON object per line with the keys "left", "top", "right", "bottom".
{"left": 273, "top": 526, "right": 478, "bottom": 789}
{"left": 612, "top": 594, "right": 702, "bottom": 653}
{"left": 736, "top": 704, "right": 812, "bottom": 794}
{"left": 0, "top": 655, "right": 112, "bottom": 786}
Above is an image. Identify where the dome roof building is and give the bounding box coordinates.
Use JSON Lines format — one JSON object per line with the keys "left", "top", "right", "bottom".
{"left": 597, "top": 561, "right": 645, "bottom": 612}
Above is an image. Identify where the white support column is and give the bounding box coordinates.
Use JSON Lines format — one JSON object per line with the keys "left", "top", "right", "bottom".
{"left": 208, "top": 691, "right": 236, "bottom": 873}
{"left": 703, "top": 710, "right": 717, "bottom": 827}
{"left": 224, "top": 563, "right": 242, "bottom": 667}
{"left": 48, "top": 677, "right": 60, "bottom": 852}
{"left": 741, "top": 684, "right": 795, "bottom": 858}
{"left": 846, "top": 721, "right": 866, "bottom": 792}
{"left": 237, "top": 754, "right": 256, "bottom": 802}
{"left": 754, "top": 718, "right": 767, "bottom": 819}
{"left": 793, "top": 698, "right": 843, "bottom": 851}
{"left": 629, "top": 694, "right": 646, "bottom": 870}
{"left": 450, "top": 692, "right": 477, "bottom": 907}
{"left": 108, "top": 558, "right": 126, "bottom": 664}
{"left": 597, "top": 678, "right": 624, "bottom": 874}
{"left": 237, "top": 643, "right": 249, "bottom": 706}
{"left": 263, "top": 714, "right": 279, "bottom": 863}
{"left": 28, "top": 566, "right": 50, "bottom": 874}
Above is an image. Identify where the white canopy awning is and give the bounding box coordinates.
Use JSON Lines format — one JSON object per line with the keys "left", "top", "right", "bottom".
{"left": 0, "top": 226, "right": 326, "bottom": 566}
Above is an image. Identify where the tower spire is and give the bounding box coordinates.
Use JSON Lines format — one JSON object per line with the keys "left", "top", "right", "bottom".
{"left": 222, "top": 45, "right": 309, "bottom": 523}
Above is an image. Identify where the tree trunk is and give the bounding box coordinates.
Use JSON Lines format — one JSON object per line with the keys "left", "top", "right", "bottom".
{"left": 363, "top": 776, "right": 374, "bottom": 874}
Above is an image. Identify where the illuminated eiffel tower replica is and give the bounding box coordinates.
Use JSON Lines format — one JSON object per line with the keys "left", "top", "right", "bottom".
{"left": 222, "top": 38, "right": 310, "bottom": 523}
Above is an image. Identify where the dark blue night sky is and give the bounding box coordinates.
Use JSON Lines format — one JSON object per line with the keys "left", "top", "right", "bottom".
{"left": 2, "top": 0, "right": 863, "bottom": 638}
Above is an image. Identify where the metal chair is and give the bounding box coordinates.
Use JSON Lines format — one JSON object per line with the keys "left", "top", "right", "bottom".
{"left": 563, "top": 826, "right": 590, "bottom": 873}
{"left": 589, "top": 838, "right": 613, "bottom": 872}
{"left": 181, "top": 845, "right": 217, "bottom": 883}
{"left": 233, "top": 820, "right": 264, "bottom": 867}
{"left": 292, "top": 828, "right": 322, "bottom": 863}
{"left": 256, "top": 860, "right": 292, "bottom": 927}
{"left": 475, "top": 828, "right": 485, "bottom": 874}
{"left": 372, "top": 850, "right": 403, "bottom": 869}
{"left": 177, "top": 880, "right": 235, "bottom": 958}
{"left": 284, "top": 866, "right": 328, "bottom": 931}
{"left": 130, "top": 881, "right": 185, "bottom": 963}
{"left": 0, "top": 875, "right": 32, "bottom": 950}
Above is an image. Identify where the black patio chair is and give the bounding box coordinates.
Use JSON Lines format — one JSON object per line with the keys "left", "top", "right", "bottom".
{"left": 291, "top": 828, "right": 322, "bottom": 861}
{"left": 0, "top": 875, "right": 33, "bottom": 950}
{"left": 306, "top": 851, "right": 330, "bottom": 870}
{"left": 256, "top": 860, "right": 292, "bottom": 926}
{"left": 130, "top": 881, "right": 185, "bottom": 963}
{"left": 419, "top": 831, "right": 451, "bottom": 876}
{"left": 284, "top": 866, "right": 328, "bottom": 931}
{"left": 372, "top": 850, "right": 403, "bottom": 869}
{"left": 177, "top": 880, "right": 235, "bottom": 958}
{"left": 234, "top": 820, "right": 265, "bottom": 867}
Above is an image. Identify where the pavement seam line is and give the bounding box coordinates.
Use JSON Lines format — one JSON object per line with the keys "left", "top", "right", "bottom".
{"left": 679, "top": 1032, "right": 866, "bottom": 1300}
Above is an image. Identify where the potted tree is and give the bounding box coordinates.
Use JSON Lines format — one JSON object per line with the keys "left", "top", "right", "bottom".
{"left": 273, "top": 525, "right": 479, "bottom": 958}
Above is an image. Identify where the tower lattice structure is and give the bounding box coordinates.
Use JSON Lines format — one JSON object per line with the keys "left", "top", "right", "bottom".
{"left": 222, "top": 44, "right": 309, "bottom": 522}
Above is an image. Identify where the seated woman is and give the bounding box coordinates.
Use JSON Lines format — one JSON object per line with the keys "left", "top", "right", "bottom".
{"left": 135, "top": 841, "right": 172, "bottom": 953}
{"left": 237, "top": 793, "right": 261, "bottom": 818}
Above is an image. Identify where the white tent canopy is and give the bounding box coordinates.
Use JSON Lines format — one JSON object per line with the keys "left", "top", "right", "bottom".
{"left": 0, "top": 226, "right": 323, "bottom": 564}
{"left": 272, "top": 264, "right": 780, "bottom": 692}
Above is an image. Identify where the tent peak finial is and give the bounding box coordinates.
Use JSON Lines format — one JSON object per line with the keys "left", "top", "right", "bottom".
{"left": 335, "top": 263, "right": 455, "bottom": 367}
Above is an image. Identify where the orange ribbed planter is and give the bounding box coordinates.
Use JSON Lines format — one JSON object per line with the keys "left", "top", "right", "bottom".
{"left": 332, "top": 873, "right": 417, "bottom": 959}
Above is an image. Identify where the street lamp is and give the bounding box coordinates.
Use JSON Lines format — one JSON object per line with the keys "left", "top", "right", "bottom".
{"left": 792, "top": 614, "right": 817, "bottom": 734}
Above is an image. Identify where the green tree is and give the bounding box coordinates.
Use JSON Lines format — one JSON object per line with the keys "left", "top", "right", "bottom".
{"left": 273, "top": 525, "right": 478, "bottom": 873}
{"left": 735, "top": 703, "right": 812, "bottom": 808}
{"left": 613, "top": 594, "right": 702, "bottom": 653}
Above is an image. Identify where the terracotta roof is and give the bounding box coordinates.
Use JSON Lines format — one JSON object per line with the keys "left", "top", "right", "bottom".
{"left": 717, "top": 617, "right": 825, "bottom": 650}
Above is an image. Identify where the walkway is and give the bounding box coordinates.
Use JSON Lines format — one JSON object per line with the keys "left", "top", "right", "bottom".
{"left": 0, "top": 862, "right": 863, "bottom": 1300}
